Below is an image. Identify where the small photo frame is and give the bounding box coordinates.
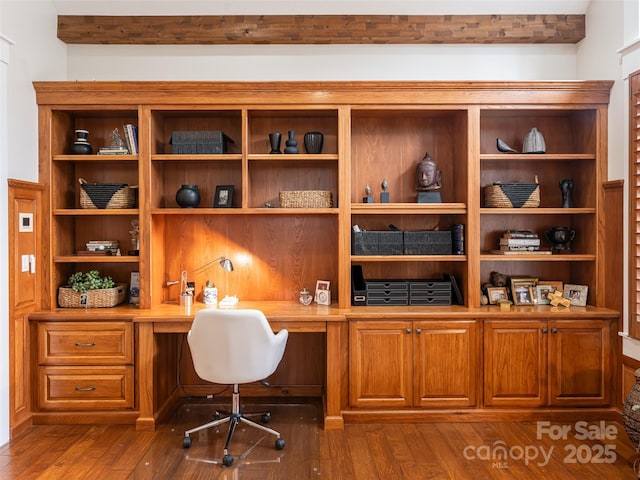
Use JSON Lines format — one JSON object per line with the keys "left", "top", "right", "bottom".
{"left": 563, "top": 284, "right": 588, "bottom": 306}
{"left": 214, "top": 185, "right": 234, "bottom": 208}
{"left": 535, "top": 285, "right": 554, "bottom": 305}
{"left": 510, "top": 277, "right": 538, "bottom": 287}
{"left": 315, "top": 280, "right": 331, "bottom": 305}
{"left": 487, "top": 287, "right": 509, "bottom": 305}
{"left": 511, "top": 284, "right": 534, "bottom": 305}
{"left": 541, "top": 280, "right": 563, "bottom": 294}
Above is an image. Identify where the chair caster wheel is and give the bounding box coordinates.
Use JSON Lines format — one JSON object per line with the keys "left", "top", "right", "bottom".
{"left": 275, "top": 438, "right": 285, "bottom": 450}
{"left": 183, "top": 437, "right": 191, "bottom": 448}
{"left": 261, "top": 413, "right": 271, "bottom": 423}
{"left": 222, "top": 454, "right": 234, "bottom": 466}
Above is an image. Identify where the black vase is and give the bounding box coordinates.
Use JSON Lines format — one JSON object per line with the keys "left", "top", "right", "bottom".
{"left": 304, "top": 131, "right": 324, "bottom": 154}
{"left": 284, "top": 130, "right": 298, "bottom": 154}
{"left": 176, "top": 184, "right": 201, "bottom": 208}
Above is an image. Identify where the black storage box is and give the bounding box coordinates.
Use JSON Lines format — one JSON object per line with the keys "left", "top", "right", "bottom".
{"left": 409, "top": 280, "right": 451, "bottom": 305}
{"left": 352, "top": 231, "right": 403, "bottom": 255}
{"left": 351, "top": 265, "right": 366, "bottom": 306}
{"left": 366, "top": 280, "right": 408, "bottom": 306}
{"left": 171, "top": 131, "right": 235, "bottom": 154}
{"left": 403, "top": 231, "right": 452, "bottom": 255}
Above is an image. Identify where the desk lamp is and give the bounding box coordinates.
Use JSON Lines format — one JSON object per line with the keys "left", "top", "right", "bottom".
{"left": 166, "top": 256, "right": 234, "bottom": 306}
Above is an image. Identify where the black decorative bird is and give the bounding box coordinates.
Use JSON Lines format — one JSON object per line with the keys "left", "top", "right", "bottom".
{"left": 496, "top": 138, "right": 518, "bottom": 153}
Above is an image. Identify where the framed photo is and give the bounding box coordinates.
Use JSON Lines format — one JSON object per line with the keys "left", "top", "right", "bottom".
{"left": 315, "top": 280, "right": 331, "bottom": 305}
{"left": 535, "top": 285, "right": 554, "bottom": 305}
{"left": 540, "top": 280, "right": 563, "bottom": 295}
{"left": 563, "top": 284, "right": 588, "bottom": 307}
{"left": 487, "top": 287, "right": 509, "bottom": 305}
{"left": 510, "top": 277, "right": 538, "bottom": 287}
{"left": 214, "top": 185, "right": 234, "bottom": 208}
{"left": 511, "top": 284, "right": 534, "bottom": 305}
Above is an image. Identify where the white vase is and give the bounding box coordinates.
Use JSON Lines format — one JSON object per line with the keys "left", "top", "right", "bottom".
{"left": 523, "top": 127, "right": 546, "bottom": 153}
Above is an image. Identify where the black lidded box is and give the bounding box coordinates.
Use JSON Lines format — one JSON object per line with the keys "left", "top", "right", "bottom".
{"left": 403, "top": 230, "right": 452, "bottom": 255}
{"left": 171, "top": 131, "right": 235, "bottom": 154}
{"left": 352, "top": 231, "right": 403, "bottom": 255}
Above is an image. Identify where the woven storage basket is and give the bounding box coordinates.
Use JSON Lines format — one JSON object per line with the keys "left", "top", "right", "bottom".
{"left": 484, "top": 177, "right": 540, "bottom": 208}
{"left": 79, "top": 178, "right": 136, "bottom": 209}
{"left": 58, "top": 283, "right": 127, "bottom": 308}
{"left": 279, "top": 190, "right": 333, "bottom": 208}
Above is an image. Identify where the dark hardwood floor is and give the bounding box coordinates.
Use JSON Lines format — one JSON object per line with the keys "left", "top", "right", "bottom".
{"left": 1, "top": 400, "right": 639, "bottom": 479}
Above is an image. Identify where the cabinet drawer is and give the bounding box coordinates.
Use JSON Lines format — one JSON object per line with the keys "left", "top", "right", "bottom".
{"left": 38, "top": 365, "right": 134, "bottom": 410}
{"left": 38, "top": 321, "right": 133, "bottom": 365}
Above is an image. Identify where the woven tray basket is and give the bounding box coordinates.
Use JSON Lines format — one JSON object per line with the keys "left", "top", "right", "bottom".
{"left": 279, "top": 190, "right": 333, "bottom": 208}
{"left": 79, "top": 178, "right": 136, "bottom": 209}
{"left": 484, "top": 178, "right": 540, "bottom": 208}
{"left": 58, "top": 283, "right": 127, "bottom": 308}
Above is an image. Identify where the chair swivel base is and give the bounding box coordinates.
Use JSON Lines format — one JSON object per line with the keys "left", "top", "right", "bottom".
{"left": 182, "top": 386, "right": 285, "bottom": 467}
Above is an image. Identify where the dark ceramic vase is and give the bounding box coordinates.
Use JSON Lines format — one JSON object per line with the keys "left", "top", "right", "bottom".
{"left": 269, "top": 132, "right": 282, "bottom": 154}
{"left": 176, "top": 184, "right": 201, "bottom": 208}
{"left": 284, "top": 130, "right": 298, "bottom": 154}
{"left": 545, "top": 226, "right": 575, "bottom": 252}
{"left": 304, "top": 131, "right": 324, "bottom": 154}
{"left": 71, "top": 142, "right": 93, "bottom": 155}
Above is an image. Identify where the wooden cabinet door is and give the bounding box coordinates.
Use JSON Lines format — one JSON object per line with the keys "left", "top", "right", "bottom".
{"left": 413, "top": 320, "right": 479, "bottom": 408}
{"left": 484, "top": 320, "right": 547, "bottom": 407}
{"left": 349, "top": 320, "right": 413, "bottom": 408}
{"left": 548, "top": 320, "right": 611, "bottom": 406}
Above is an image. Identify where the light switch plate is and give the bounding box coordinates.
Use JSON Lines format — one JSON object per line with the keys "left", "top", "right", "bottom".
{"left": 21, "top": 255, "right": 29, "bottom": 272}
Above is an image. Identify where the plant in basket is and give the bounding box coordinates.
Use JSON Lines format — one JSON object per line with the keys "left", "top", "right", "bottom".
{"left": 59, "top": 270, "right": 126, "bottom": 308}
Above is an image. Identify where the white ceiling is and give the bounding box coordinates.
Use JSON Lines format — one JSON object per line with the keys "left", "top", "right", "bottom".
{"left": 51, "top": 0, "right": 593, "bottom": 16}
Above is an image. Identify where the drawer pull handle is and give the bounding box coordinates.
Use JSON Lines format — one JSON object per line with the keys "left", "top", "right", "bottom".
{"left": 75, "top": 386, "right": 96, "bottom": 392}
{"left": 75, "top": 342, "right": 96, "bottom": 347}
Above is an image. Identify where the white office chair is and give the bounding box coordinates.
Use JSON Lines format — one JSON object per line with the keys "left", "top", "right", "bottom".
{"left": 182, "top": 308, "right": 289, "bottom": 466}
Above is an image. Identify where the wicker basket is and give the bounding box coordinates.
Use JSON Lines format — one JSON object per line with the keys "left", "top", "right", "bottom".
{"left": 279, "top": 190, "right": 333, "bottom": 208}
{"left": 484, "top": 177, "right": 540, "bottom": 208}
{"left": 79, "top": 178, "right": 136, "bottom": 209}
{"left": 58, "top": 283, "right": 127, "bottom": 308}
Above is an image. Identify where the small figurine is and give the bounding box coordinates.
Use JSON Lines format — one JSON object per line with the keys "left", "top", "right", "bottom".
{"left": 380, "top": 179, "right": 389, "bottom": 203}
{"left": 110, "top": 128, "right": 126, "bottom": 149}
{"left": 416, "top": 152, "right": 442, "bottom": 203}
{"left": 363, "top": 184, "right": 373, "bottom": 203}
{"left": 560, "top": 178, "right": 574, "bottom": 208}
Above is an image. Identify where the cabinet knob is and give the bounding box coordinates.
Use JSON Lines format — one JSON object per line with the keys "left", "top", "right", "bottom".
{"left": 551, "top": 328, "right": 558, "bottom": 334}
{"left": 542, "top": 327, "right": 548, "bottom": 334}
{"left": 415, "top": 328, "right": 422, "bottom": 334}
{"left": 405, "top": 328, "right": 412, "bottom": 334}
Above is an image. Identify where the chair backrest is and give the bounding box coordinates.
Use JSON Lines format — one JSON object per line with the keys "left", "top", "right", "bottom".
{"left": 187, "top": 308, "right": 288, "bottom": 385}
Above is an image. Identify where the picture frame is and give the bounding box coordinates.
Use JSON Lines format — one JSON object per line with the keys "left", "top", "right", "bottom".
{"left": 563, "top": 284, "right": 589, "bottom": 307}
{"left": 510, "top": 277, "right": 538, "bottom": 287}
{"left": 315, "top": 280, "right": 331, "bottom": 305}
{"left": 511, "top": 283, "right": 534, "bottom": 305}
{"left": 487, "top": 287, "right": 509, "bottom": 305}
{"left": 540, "top": 280, "right": 563, "bottom": 295}
{"left": 535, "top": 285, "right": 554, "bottom": 305}
{"left": 214, "top": 185, "right": 234, "bottom": 208}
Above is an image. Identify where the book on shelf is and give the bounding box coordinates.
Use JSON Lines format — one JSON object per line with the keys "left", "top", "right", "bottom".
{"left": 499, "top": 238, "right": 541, "bottom": 247}
{"left": 498, "top": 245, "right": 540, "bottom": 251}
{"left": 98, "top": 146, "right": 129, "bottom": 155}
{"left": 501, "top": 230, "right": 538, "bottom": 239}
{"left": 123, "top": 123, "right": 138, "bottom": 154}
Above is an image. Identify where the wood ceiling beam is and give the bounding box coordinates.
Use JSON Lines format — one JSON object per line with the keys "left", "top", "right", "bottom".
{"left": 57, "top": 14, "right": 585, "bottom": 45}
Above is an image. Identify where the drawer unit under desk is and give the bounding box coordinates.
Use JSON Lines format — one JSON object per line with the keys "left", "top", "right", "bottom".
{"left": 37, "top": 321, "right": 133, "bottom": 365}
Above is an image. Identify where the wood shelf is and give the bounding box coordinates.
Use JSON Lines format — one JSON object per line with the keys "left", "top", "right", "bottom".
{"left": 351, "top": 203, "right": 466, "bottom": 215}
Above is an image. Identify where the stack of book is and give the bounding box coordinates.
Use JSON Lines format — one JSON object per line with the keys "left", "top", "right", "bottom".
{"left": 490, "top": 230, "right": 551, "bottom": 255}
{"left": 123, "top": 123, "right": 138, "bottom": 154}
{"left": 81, "top": 240, "right": 120, "bottom": 255}
{"left": 97, "top": 146, "right": 129, "bottom": 155}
